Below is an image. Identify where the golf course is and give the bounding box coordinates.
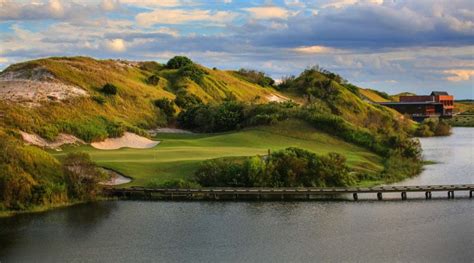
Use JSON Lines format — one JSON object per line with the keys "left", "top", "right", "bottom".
{"left": 50, "top": 120, "right": 384, "bottom": 187}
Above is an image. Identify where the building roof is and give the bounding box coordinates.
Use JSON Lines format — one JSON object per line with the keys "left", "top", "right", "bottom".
{"left": 431, "top": 91, "right": 449, "bottom": 96}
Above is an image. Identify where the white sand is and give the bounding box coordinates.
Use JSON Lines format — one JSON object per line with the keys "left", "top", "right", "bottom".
{"left": 91, "top": 132, "right": 160, "bottom": 150}
{"left": 0, "top": 80, "right": 88, "bottom": 107}
{"left": 20, "top": 131, "right": 85, "bottom": 149}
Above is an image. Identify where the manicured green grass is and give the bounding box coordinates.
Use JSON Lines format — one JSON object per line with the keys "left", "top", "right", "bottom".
{"left": 51, "top": 120, "right": 383, "bottom": 187}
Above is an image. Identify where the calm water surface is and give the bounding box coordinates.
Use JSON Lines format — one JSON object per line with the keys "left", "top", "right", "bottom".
{"left": 1, "top": 128, "right": 473, "bottom": 263}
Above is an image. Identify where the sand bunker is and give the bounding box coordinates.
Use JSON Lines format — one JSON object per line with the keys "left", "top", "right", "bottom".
{"left": 91, "top": 132, "right": 160, "bottom": 150}
{"left": 99, "top": 168, "right": 132, "bottom": 186}
{"left": 20, "top": 131, "right": 85, "bottom": 149}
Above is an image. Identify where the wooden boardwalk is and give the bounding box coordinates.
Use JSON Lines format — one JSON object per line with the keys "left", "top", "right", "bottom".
{"left": 104, "top": 184, "right": 474, "bottom": 201}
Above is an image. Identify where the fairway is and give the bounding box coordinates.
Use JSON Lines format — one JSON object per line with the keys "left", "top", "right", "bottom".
{"left": 51, "top": 120, "right": 384, "bottom": 187}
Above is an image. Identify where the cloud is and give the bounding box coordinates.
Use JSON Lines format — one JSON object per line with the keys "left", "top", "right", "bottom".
{"left": 136, "top": 9, "right": 237, "bottom": 26}
{"left": 243, "top": 6, "right": 290, "bottom": 20}
{"left": 322, "top": 0, "right": 384, "bottom": 9}
{"left": 292, "top": 45, "right": 335, "bottom": 54}
{"left": 443, "top": 69, "right": 474, "bottom": 82}
{"left": 119, "top": 0, "right": 182, "bottom": 8}
{"left": 106, "top": 38, "right": 127, "bottom": 52}
{"left": 101, "top": 0, "right": 120, "bottom": 11}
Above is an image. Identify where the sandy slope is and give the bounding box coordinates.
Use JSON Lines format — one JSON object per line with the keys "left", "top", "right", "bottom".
{"left": 91, "top": 132, "right": 160, "bottom": 150}
{"left": 20, "top": 131, "right": 85, "bottom": 149}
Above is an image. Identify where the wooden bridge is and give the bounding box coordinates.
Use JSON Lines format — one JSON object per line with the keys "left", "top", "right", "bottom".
{"left": 104, "top": 184, "right": 474, "bottom": 201}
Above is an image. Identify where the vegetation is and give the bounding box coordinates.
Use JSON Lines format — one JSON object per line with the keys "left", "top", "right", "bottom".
{"left": 234, "top": 69, "right": 275, "bottom": 87}
{"left": 166, "top": 56, "right": 194, "bottom": 69}
{"left": 154, "top": 98, "right": 176, "bottom": 120}
{"left": 415, "top": 119, "right": 452, "bottom": 137}
{"left": 195, "top": 147, "right": 354, "bottom": 187}
{"left": 146, "top": 74, "right": 160, "bottom": 85}
{"left": 63, "top": 152, "right": 108, "bottom": 201}
{"left": 0, "top": 131, "right": 104, "bottom": 212}
{"left": 101, "top": 83, "right": 118, "bottom": 95}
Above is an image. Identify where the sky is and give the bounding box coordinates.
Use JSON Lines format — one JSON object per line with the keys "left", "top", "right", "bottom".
{"left": 0, "top": 0, "right": 473, "bottom": 99}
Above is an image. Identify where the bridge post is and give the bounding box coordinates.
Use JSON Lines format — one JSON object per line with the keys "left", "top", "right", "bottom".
{"left": 470, "top": 190, "right": 473, "bottom": 198}
{"left": 377, "top": 192, "right": 383, "bottom": 200}
{"left": 306, "top": 194, "right": 310, "bottom": 200}
{"left": 401, "top": 192, "right": 407, "bottom": 200}
{"left": 425, "top": 191, "right": 432, "bottom": 199}
{"left": 353, "top": 193, "right": 358, "bottom": 201}
{"left": 448, "top": 191, "right": 454, "bottom": 199}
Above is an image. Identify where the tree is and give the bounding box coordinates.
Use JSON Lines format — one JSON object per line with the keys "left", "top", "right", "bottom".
{"left": 166, "top": 56, "right": 193, "bottom": 69}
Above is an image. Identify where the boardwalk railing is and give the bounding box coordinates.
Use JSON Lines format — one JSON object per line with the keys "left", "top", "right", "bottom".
{"left": 104, "top": 184, "right": 474, "bottom": 201}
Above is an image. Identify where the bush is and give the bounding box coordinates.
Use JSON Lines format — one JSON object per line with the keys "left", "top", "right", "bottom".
{"left": 235, "top": 68, "right": 275, "bottom": 87}
{"left": 174, "top": 92, "right": 202, "bottom": 109}
{"left": 147, "top": 179, "right": 200, "bottom": 189}
{"left": 101, "top": 83, "right": 118, "bottom": 95}
{"left": 166, "top": 56, "right": 193, "bottom": 69}
{"left": 154, "top": 98, "right": 176, "bottom": 119}
{"left": 178, "top": 64, "right": 206, "bottom": 83}
{"left": 415, "top": 119, "right": 451, "bottom": 137}
{"left": 146, "top": 75, "right": 160, "bottom": 85}
{"left": 194, "top": 148, "right": 354, "bottom": 187}
{"left": 62, "top": 152, "right": 107, "bottom": 201}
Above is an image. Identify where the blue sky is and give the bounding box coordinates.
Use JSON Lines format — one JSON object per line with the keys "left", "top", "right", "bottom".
{"left": 0, "top": 0, "right": 473, "bottom": 98}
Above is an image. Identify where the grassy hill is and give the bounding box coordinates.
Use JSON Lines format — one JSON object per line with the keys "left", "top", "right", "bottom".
{"left": 0, "top": 56, "right": 280, "bottom": 142}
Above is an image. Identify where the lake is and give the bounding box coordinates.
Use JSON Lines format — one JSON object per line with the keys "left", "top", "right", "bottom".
{"left": 1, "top": 128, "right": 473, "bottom": 262}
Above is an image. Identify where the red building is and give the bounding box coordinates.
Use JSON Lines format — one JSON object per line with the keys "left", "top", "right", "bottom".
{"left": 380, "top": 91, "right": 454, "bottom": 122}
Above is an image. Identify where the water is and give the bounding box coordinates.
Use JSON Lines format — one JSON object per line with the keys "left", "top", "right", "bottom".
{"left": 1, "top": 128, "right": 473, "bottom": 262}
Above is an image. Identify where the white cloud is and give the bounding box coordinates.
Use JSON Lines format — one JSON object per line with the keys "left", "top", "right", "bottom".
{"left": 443, "top": 69, "right": 474, "bottom": 82}
{"left": 119, "top": 0, "right": 182, "bottom": 8}
{"left": 106, "top": 38, "right": 127, "bottom": 52}
{"left": 243, "top": 6, "right": 290, "bottom": 20}
{"left": 136, "top": 9, "right": 237, "bottom": 26}
{"left": 322, "top": 0, "right": 384, "bottom": 9}
{"left": 101, "top": 0, "right": 120, "bottom": 11}
{"left": 292, "top": 45, "right": 335, "bottom": 54}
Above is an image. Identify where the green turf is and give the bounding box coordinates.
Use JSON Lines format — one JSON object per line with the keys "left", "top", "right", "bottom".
{"left": 50, "top": 120, "right": 383, "bottom": 187}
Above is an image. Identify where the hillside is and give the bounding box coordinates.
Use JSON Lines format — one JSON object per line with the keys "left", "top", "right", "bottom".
{"left": 0, "top": 56, "right": 282, "bottom": 142}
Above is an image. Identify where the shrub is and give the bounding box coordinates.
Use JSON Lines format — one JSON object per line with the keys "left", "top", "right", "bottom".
{"left": 146, "top": 75, "right": 160, "bottom": 85}
{"left": 235, "top": 68, "right": 275, "bottom": 87}
{"left": 174, "top": 92, "right": 202, "bottom": 109}
{"left": 178, "top": 64, "right": 206, "bottom": 83}
{"left": 154, "top": 98, "right": 176, "bottom": 119}
{"left": 147, "top": 179, "right": 200, "bottom": 189}
{"left": 166, "top": 56, "right": 193, "bottom": 69}
{"left": 101, "top": 83, "right": 117, "bottom": 95}
{"left": 194, "top": 148, "right": 354, "bottom": 187}
{"left": 62, "top": 152, "right": 107, "bottom": 201}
